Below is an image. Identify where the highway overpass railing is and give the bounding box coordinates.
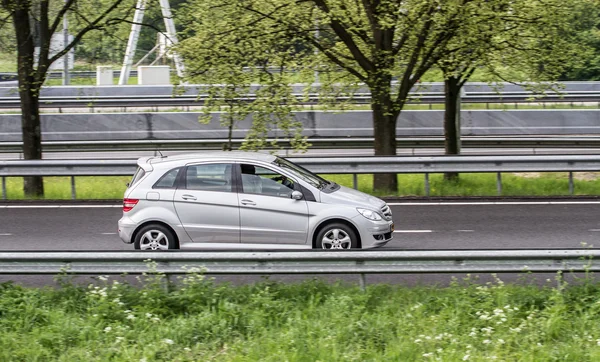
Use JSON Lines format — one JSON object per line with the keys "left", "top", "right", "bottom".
{"left": 0, "top": 250, "right": 596, "bottom": 289}
{"left": 3, "top": 136, "right": 600, "bottom": 153}
{"left": 1, "top": 154, "right": 600, "bottom": 199}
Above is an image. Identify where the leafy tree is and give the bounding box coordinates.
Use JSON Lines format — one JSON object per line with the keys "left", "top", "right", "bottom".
{"left": 559, "top": 2, "right": 600, "bottom": 80}
{"left": 178, "top": 0, "right": 489, "bottom": 193}
{"left": 176, "top": 1, "right": 309, "bottom": 152}
{"left": 436, "top": 0, "right": 589, "bottom": 181}
{"left": 0, "top": 0, "right": 136, "bottom": 197}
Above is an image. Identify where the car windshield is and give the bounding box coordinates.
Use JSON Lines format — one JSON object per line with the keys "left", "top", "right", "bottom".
{"left": 273, "top": 157, "right": 329, "bottom": 189}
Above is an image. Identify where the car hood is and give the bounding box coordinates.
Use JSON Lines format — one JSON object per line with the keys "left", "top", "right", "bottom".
{"left": 319, "top": 185, "right": 386, "bottom": 210}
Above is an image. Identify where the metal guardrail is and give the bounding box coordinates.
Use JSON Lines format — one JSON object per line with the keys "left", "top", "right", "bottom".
{"left": 2, "top": 136, "right": 600, "bottom": 153}
{"left": 1, "top": 91, "right": 599, "bottom": 109}
{"left": 0, "top": 250, "right": 596, "bottom": 287}
{"left": 1, "top": 154, "right": 599, "bottom": 199}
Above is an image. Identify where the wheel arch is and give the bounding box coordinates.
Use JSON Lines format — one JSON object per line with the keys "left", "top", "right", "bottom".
{"left": 312, "top": 218, "right": 362, "bottom": 249}
{"left": 132, "top": 221, "right": 180, "bottom": 249}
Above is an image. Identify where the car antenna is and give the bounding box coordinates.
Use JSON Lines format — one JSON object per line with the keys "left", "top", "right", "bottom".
{"left": 156, "top": 150, "right": 164, "bottom": 157}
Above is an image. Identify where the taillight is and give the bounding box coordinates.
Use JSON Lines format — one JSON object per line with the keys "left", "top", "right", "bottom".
{"left": 123, "top": 198, "right": 139, "bottom": 212}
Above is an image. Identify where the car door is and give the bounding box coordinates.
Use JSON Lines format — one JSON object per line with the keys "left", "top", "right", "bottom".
{"left": 173, "top": 162, "right": 240, "bottom": 243}
{"left": 237, "top": 163, "right": 309, "bottom": 245}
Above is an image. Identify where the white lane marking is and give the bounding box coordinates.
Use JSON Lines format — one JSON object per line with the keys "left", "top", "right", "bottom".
{"left": 589, "top": 229, "right": 600, "bottom": 232}
{"left": 388, "top": 201, "right": 600, "bottom": 206}
{"left": 0, "top": 233, "right": 12, "bottom": 236}
{"left": 457, "top": 230, "right": 474, "bottom": 232}
{"left": 394, "top": 230, "right": 433, "bottom": 233}
{"left": 101, "top": 233, "right": 117, "bottom": 235}
{"left": 0, "top": 205, "right": 121, "bottom": 209}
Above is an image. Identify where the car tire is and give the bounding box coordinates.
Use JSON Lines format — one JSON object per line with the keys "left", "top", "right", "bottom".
{"left": 316, "top": 223, "right": 358, "bottom": 249}
{"left": 134, "top": 224, "right": 177, "bottom": 251}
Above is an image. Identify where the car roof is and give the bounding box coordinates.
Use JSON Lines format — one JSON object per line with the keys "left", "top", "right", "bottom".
{"left": 138, "top": 151, "right": 278, "bottom": 169}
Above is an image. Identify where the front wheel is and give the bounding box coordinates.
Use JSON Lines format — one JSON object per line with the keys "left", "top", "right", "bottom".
{"left": 134, "top": 224, "right": 177, "bottom": 250}
{"left": 316, "top": 223, "right": 358, "bottom": 249}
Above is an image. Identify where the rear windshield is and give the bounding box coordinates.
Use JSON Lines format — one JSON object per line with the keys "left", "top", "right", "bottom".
{"left": 129, "top": 167, "right": 146, "bottom": 188}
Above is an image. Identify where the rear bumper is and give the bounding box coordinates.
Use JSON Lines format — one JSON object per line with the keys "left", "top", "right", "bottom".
{"left": 117, "top": 216, "right": 136, "bottom": 244}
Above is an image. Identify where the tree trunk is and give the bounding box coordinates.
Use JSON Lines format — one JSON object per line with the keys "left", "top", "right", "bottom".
{"left": 371, "top": 82, "right": 398, "bottom": 194}
{"left": 443, "top": 76, "right": 462, "bottom": 182}
{"left": 11, "top": 0, "right": 44, "bottom": 197}
{"left": 20, "top": 86, "right": 44, "bottom": 197}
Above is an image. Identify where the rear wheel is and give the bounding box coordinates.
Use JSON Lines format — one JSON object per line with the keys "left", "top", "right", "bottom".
{"left": 316, "top": 223, "right": 358, "bottom": 249}
{"left": 134, "top": 224, "right": 176, "bottom": 250}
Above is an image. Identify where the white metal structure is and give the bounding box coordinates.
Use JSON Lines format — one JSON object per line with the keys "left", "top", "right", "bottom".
{"left": 118, "top": 0, "right": 185, "bottom": 85}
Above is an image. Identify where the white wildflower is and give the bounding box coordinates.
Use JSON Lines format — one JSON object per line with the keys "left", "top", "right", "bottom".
{"left": 163, "top": 339, "right": 174, "bottom": 345}
{"left": 104, "top": 327, "right": 112, "bottom": 333}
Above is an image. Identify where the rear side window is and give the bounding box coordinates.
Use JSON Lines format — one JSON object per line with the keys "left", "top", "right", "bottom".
{"left": 129, "top": 167, "right": 146, "bottom": 188}
{"left": 184, "top": 163, "right": 233, "bottom": 192}
{"left": 153, "top": 167, "right": 181, "bottom": 189}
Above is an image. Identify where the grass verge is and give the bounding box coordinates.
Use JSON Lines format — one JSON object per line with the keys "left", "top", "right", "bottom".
{"left": 2, "top": 172, "right": 599, "bottom": 200}
{"left": 2, "top": 271, "right": 600, "bottom": 361}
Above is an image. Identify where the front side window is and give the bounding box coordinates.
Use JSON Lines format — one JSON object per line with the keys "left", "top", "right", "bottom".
{"left": 240, "top": 163, "right": 295, "bottom": 198}
{"left": 272, "top": 157, "right": 328, "bottom": 189}
{"left": 184, "top": 163, "right": 233, "bottom": 192}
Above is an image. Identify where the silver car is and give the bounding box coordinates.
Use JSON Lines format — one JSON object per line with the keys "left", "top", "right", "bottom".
{"left": 118, "top": 152, "right": 394, "bottom": 250}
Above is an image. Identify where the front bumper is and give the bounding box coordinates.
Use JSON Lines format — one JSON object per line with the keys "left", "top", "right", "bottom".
{"left": 352, "top": 215, "right": 394, "bottom": 248}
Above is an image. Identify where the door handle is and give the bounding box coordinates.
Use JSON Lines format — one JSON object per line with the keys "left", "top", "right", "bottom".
{"left": 240, "top": 199, "right": 256, "bottom": 206}
{"left": 181, "top": 194, "right": 197, "bottom": 201}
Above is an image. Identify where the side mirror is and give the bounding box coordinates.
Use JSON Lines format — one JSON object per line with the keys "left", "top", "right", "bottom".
{"left": 291, "top": 190, "right": 303, "bottom": 200}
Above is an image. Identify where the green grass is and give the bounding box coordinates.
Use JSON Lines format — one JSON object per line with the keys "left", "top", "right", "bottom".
{"left": 2, "top": 271, "right": 600, "bottom": 361}
{"left": 1, "top": 176, "right": 130, "bottom": 200}
{"left": 324, "top": 172, "right": 600, "bottom": 198}
{"left": 2, "top": 172, "right": 600, "bottom": 200}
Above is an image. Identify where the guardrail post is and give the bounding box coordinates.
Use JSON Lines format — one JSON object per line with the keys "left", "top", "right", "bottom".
{"left": 356, "top": 260, "right": 366, "bottom": 291}
{"left": 569, "top": 172, "right": 574, "bottom": 195}
{"left": 424, "top": 173, "right": 430, "bottom": 197}
{"left": 496, "top": 173, "right": 502, "bottom": 196}
{"left": 1, "top": 177, "right": 6, "bottom": 200}
{"left": 70, "top": 176, "right": 76, "bottom": 200}
{"left": 353, "top": 174, "right": 358, "bottom": 190}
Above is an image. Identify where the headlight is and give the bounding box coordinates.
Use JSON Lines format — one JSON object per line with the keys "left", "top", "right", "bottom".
{"left": 357, "top": 208, "right": 382, "bottom": 221}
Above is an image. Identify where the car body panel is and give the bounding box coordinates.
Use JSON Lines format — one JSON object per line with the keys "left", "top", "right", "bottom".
{"left": 173, "top": 189, "right": 240, "bottom": 243}
{"left": 238, "top": 192, "right": 309, "bottom": 244}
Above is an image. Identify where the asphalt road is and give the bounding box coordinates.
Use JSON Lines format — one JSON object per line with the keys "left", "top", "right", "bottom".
{"left": 1, "top": 200, "right": 599, "bottom": 251}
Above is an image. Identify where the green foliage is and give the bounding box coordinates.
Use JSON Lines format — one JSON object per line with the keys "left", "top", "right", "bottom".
{"left": 4, "top": 273, "right": 600, "bottom": 360}
{"left": 560, "top": 2, "right": 600, "bottom": 80}
{"left": 175, "top": 0, "right": 309, "bottom": 152}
